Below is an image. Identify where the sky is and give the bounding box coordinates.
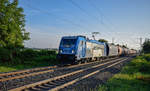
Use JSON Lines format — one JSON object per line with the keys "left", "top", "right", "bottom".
{"left": 18, "top": 0, "right": 150, "bottom": 50}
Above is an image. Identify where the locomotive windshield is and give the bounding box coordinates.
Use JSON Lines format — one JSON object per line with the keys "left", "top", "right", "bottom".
{"left": 61, "top": 39, "right": 77, "bottom": 47}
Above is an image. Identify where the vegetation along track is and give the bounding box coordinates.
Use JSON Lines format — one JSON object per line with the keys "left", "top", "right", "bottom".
{"left": 8, "top": 56, "right": 132, "bottom": 91}
{"left": 0, "top": 57, "right": 118, "bottom": 82}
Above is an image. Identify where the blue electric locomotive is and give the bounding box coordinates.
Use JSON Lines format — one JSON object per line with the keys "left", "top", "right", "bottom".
{"left": 57, "top": 36, "right": 108, "bottom": 64}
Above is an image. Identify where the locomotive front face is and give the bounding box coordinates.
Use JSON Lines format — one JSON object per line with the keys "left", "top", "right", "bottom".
{"left": 57, "top": 37, "right": 77, "bottom": 63}
{"left": 59, "top": 38, "right": 77, "bottom": 54}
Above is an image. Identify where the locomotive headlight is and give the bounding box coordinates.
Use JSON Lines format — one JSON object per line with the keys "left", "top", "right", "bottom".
{"left": 72, "top": 50, "right": 75, "bottom": 53}
{"left": 59, "top": 50, "right": 63, "bottom": 53}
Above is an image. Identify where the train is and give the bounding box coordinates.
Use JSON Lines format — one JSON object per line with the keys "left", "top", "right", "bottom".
{"left": 57, "top": 35, "right": 137, "bottom": 64}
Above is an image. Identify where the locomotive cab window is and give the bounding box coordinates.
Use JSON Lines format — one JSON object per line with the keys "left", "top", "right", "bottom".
{"left": 61, "top": 39, "right": 77, "bottom": 47}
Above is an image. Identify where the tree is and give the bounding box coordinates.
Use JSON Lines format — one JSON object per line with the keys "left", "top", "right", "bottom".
{"left": 0, "top": 0, "right": 29, "bottom": 48}
{"left": 143, "top": 39, "right": 150, "bottom": 53}
{"left": 111, "top": 43, "right": 115, "bottom": 45}
{"left": 98, "top": 39, "right": 108, "bottom": 43}
{"left": 116, "top": 44, "right": 120, "bottom": 46}
{"left": 122, "top": 45, "right": 127, "bottom": 48}
{"left": 0, "top": 0, "right": 29, "bottom": 62}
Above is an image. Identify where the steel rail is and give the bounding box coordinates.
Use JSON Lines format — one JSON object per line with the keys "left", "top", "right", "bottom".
{"left": 9, "top": 57, "right": 126, "bottom": 91}
{"left": 0, "top": 66, "right": 57, "bottom": 77}
{"left": 0, "top": 69, "right": 54, "bottom": 82}
{"left": 49, "top": 58, "right": 130, "bottom": 91}
{"left": 0, "top": 57, "right": 118, "bottom": 82}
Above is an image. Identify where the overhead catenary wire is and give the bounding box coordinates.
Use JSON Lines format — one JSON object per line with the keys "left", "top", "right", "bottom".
{"left": 87, "top": 0, "right": 131, "bottom": 46}
{"left": 23, "top": 0, "right": 91, "bottom": 32}
{"left": 87, "top": 0, "right": 120, "bottom": 33}
{"left": 66, "top": 0, "right": 112, "bottom": 39}
{"left": 66, "top": 0, "right": 103, "bottom": 24}
{"left": 66, "top": 0, "right": 118, "bottom": 40}
{"left": 87, "top": 0, "right": 115, "bottom": 29}
{"left": 24, "top": 0, "right": 118, "bottom": 42}
{"left": 87, "top": 0, "right": 104, "bottom": 24}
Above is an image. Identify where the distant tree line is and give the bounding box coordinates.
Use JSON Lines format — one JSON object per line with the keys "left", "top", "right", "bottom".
{"left": 98, "top": 39, "right": 108, "bottom": 43}
{"left": 98, "top": 39, "right": 128, "bottom": 48}
{"left": 142, "top": 39, "right": 150, "bottom": 53}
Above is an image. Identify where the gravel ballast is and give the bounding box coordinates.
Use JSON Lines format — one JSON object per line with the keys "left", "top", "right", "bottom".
{"left": 60, "top": 57, "right": 132, "bottom": 91}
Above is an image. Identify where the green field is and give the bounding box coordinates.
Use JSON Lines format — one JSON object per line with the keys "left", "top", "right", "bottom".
{"left": 96, "top": 54, "right": 150, "bottom": 91}
{"left": 0, "top": 49, "right": 58, "bottom": 72}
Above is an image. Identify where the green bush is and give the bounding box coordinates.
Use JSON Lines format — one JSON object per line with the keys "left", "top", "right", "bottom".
{"left": 20, "top": 49, "right": 56, "bottom": 58}
{"left": 0, "top": 48, "right": 58, "bottom": 72}
{"left": 0, "top": 47, "right": 10, "bottom": 62}
{"left": 0, "top": 48, "right": 57, "bottom": 64}
{"left": 143, "top": 40, "right": 150, "bottom": 53}
{"left": 139, "top": 63, "right": 150, "bottom": 73}
{"left": 20, "top": 49, "right": 38, "bottom": 58}
{"left": 143, "top": 54, "right": 150, "bottom": 61}
{"left": 97, "top": 54, "right": 150, "bottom": 91}
{"left": 37, "top": 50, "right": 56, "bottom": 56}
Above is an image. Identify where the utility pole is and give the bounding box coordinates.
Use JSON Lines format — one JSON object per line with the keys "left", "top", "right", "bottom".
{"left": 112, "top": 37, "right": 115, "bottom": 44}
{"left": 137, "top": 37, "right": 143, "bottom": 54}
{"left": 126, "top": 44, "right": 127, "bottom": 48}
{"left": 140, "top": 37, "right": 142, "bottom": 50}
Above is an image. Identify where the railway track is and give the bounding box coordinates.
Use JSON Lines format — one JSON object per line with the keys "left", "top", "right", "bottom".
{"left": 0, "top": 66, "right": 57, "bottom": 80}
{"left": 7, "top": 56, "right": 131, "bottom": 91}
{"left": 0, "top": 57, "right": 119, "bottom": 91}
{"left": 0, "top": 57, "right": 118, "bottom": 82}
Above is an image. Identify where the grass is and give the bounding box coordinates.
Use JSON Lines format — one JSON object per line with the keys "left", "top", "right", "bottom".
{"left": 0, "top": 55, "right": 58, "bottom": 73}
{"left": 0, "top": 66, "right": 17, "bottom": 72}
{"left": 96, "top": 54, "right": 150, "bottom": 91}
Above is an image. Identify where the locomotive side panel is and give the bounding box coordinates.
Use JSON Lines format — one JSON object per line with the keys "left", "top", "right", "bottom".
{"left": 76, "top": 39, "right": 86, "bottom": 60}
{"left": 93, "top": 43, "right": 102, "bottom": 57}
{"left": 92, "top": 43, "right": 105, "bottom": 57}
{"left": 85, "top": 42, "right": 93, "bottom": 58}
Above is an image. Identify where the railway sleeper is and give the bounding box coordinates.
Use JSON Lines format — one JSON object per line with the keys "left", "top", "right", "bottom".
{"left": 28, "top": 87, "right": 41, "bottom": 91}
{"left": 36, "top": 85, "right": 50, "bottom": 90}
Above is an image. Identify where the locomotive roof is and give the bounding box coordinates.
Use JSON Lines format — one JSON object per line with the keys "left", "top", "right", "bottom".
{"left": 87, "top": 40, "right": 106, "bottom": 45}
{"left": 62, "top": 36, "right": 105, "bottom": 45}
{"left": 62, "top": 35, "right": 86, "bottom": 39}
